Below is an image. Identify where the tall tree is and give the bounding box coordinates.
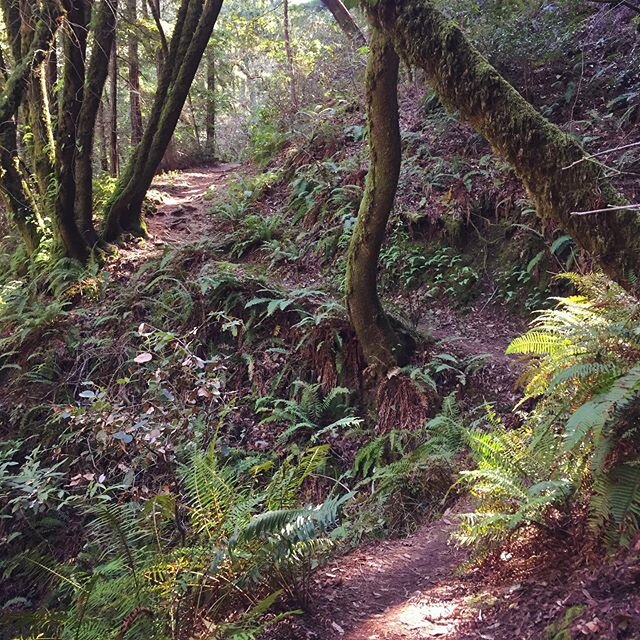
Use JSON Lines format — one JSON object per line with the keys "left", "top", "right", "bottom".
{"left": 205, "top": 44, "right": 216, "bottom": 158}
{"left": 127, "top": 0, "right": 143, "bottom": 146}
{"left": 368, "top": 0, "right": 640, "bottom": 295}
{"left": 74, "top": 0, "right": 118, "bottom": 246}
{"left": 283, "top": 0, "right": 298, "bottom": 111}
{"left": 54, "top": 0, "right": 91, "bottom": 260}
{"left": 345, "top": 27, "right": 410, "bottom": 369}
{"left": 108, "top": 36, "right": 120, "bottom": 177}
{"left": 103, "top": 0, "right": 225, "bottom": 241}
{"left": 0, "top": 0, "right": 62, "bottom": 254}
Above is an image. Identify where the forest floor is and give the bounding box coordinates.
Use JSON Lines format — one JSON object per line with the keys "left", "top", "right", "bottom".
{"left": 100, "top": 165, "right": 638, "bottom": 640}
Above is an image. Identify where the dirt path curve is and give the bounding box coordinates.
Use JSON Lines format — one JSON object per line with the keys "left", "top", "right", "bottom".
{"left": 145, "top": 162, "right": 242, "bottom": 245}
{"left": 303, "top": 510, "right": 478, "bottom": 640}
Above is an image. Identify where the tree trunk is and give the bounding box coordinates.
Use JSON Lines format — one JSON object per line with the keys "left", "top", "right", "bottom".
{"left": 108, "top": 37, "right": 119, "bottom": 177}
{"left": 370, "top": 0, "right": 640, "bottom": 295}
{"left": 205, "top": 44, "right": 216, "bottom": 159}
{"left": 0, "top": 0, "right": 62, "bottom": 254}
{"left": 74, "top": 0, "right": 118, "bottom": 246}
{"left": 321, "top": 0, "right": 366, "bottom": 46}
{"left": 21, "top": 0, "right": 56, "bottom": 201}
{"left": 0, "top": 108, "right": 43, "bottom": 253}
{"left": 97, "top": 99, "right": 109, "bottom": 171}
{"left": 283, "top": 0, "right": 298, "bottom": 111}
{"left": 127, "top": 0, "right": 143, "bottom": 146}
{"left": 345, "top": 28, "right": 409, "bottom": 370}
{"left": 54, "top": 0, "right": 90, "bottom": 261}
{"left": 103, "top": 0, "right": 224, "bottom": 241}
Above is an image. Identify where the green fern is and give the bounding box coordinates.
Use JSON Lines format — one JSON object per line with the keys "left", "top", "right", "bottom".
{"left": 463, "top": 274, "right": 640, "bottom": 551}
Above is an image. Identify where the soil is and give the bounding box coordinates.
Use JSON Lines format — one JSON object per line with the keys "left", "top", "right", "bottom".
{"left": 146, "top": 162, "right": 242, "bottom": 244}
{"left": 105, "top": 166, "right": 640, "bottom": 640}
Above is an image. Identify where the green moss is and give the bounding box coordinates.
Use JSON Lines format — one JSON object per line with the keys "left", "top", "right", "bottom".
{"left": 366, "top": 0, "right": 640, "bottom": 296}
{"left": 544, "top": 605, "right": 585, "bottom": 640}
{"left": 346, "top": 27, "right": 411, "bottom": 370}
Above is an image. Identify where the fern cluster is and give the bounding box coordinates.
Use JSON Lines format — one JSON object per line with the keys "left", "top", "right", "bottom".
{"left": 348, "top": 394, "right": 465, "bottom": 538}
{"left": 460, "top": 274, "right": 640, "bottom": 551}
{"left": 22, "top": 443, "right": 343, "bottom": 639}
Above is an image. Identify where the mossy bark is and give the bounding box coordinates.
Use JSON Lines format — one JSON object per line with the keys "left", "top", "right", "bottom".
{"left": 345, "top": 28, "right": 410, "bottom": 371}
{"left": 102, "top": 0, "right": 224, "bottom": 241}
{"left": 74, "top": 0, "right": 118, "bottom": 247}
{"left": 0, "top": 0, "right": 61, "bottom": 253}
{"left": 370, "top": 0, "right": 640, "bottom": 295}
{"left": 0, "top": 121, "right": 42, "bottom": 254}
{"left": 54, "top": 0, "right": 90, "bottom": 261}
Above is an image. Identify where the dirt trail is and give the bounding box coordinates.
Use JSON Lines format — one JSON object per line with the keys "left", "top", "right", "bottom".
{"left": 146, "top": 162, "right": 242, "bottom": 244}
{"left": 125, "top": 167, "right": 540, "bottom": 639}
{"left": 304, "top": 511, "right": 476, "bottom": 639}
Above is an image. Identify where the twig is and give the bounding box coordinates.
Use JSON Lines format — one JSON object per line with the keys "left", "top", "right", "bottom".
{"left": 563, "top": 141, "right": 640, "bottom": 169}
{"left": 589, "top": 0, "right": 640, "bottom": 13}
{"left": 571, "top": 204, "right": 640, "bottom": 216}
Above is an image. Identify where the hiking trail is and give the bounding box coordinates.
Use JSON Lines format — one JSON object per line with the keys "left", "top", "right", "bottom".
{"left": 118, "top": 166, "right": 548, "bottom": 640}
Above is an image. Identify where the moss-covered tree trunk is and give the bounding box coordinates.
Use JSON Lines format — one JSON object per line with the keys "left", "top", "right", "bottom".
{"left": 369, "top": 0, "right": 640, "bottom": 294}
{"left": 345, "top": 27, "right": 409, "bottom": 370}
{"left": 0, "top": 113, "right": 43, "bottom": 254}
{"left": 74, "top": 0, "right": 118, "bottom": 246}
{"left": 54, "top": 0, "right": 90, "bottom": 261}
{"left": 102, "top": 0, "right": 224, "bottom": 241}
{"left": 0, "top": 0, "right": 62, "bottom": 253}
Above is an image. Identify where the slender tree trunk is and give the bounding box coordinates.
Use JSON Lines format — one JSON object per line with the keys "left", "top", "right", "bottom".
{"left": 127, "top": 0, "right": 143, "bottom": 146}
{"left": 103, "top": 0, "right": 224, "bottom": 241}
{"left": 205, "top": 45, "right": 216, "bottom": 159}
{"left": 0, "top": 0, "right": 62, "bottom": 253}
{"left": 369, "top": 0, "right": 640, "bottom": 295}
{"left": 321, "top": 0, "right": 366, "bottom": 46}
{"left": 108, "top": 37, "right": 119, "bottom": 177}
{"left": 54, "top": 0, "right": 90, "bottom": 261}
{"left": 26, "top": 61, "right": 56, "bottom": 199}
{"left": 345, "top": 28, "right": 409, "bottom": 370}
{"left": 75, "top": 0, "right": 118, "bottom": 246}
{"left": 283, "top": 0, "right": 298, "bottom": 111}
{"left": 0, "top": 52, "right": 42, "bottom": 254}
{"left": 187, "top": 89, "right": 202, "bottom": 153}
{"left": 97, "top": 99, "right": 109, "bottom": 171}
{"left": 5, "top": 0, "right": 56, "bottom": 199}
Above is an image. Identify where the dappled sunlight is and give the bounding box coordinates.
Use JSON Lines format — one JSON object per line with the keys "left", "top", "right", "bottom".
{"left": 348, "top": 583, "right": 473, "bottom": 639}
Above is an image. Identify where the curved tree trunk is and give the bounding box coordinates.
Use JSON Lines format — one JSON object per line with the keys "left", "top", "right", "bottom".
{"left": 74, "top": 0, "right": 118, "bottom": 246}
{"left": 321, "top": 0, "right": 366, "bottom": 46}
{"left": 103, "top": 0, "right": 224, "bottom": 241}
{"left": 369, "top": 0, "right": 640, "bottom": 295}
{"left": 345, "top": 27, "right": 409, "bottom": 370}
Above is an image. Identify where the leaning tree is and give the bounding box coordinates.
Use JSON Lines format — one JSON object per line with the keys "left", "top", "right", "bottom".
{"left": 346, "top": 0, "right": 640, "bottom": 369}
